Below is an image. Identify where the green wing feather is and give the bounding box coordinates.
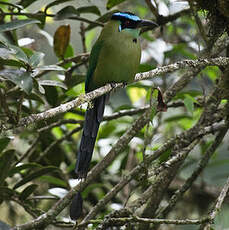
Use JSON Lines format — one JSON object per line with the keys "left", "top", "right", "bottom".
{"left": 75, "top": 39, "right": 105, "bottom": 179}
{"left": 85, "top": 40, "right": 104, "bottom": 92}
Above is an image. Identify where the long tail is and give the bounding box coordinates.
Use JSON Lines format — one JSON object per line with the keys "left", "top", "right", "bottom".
{"left": 75, "top": 94, "right": 106, "bottom": 179}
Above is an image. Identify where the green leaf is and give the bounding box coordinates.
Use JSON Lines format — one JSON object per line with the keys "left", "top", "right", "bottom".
{"left": 18, "top": 0, "right": 40, "bottom": 8}
{"left": 106, "top": 0, "right": 126, "bottom": 10}
{"left": 25, "top": 92, "right": 45, "bottom": 104}
{"left": 9, "top": 45, "right": 28, "bottom": 63}
{"left": 159, "top": 149, "right": 172, "bottom": 163}
{"left": 0, "top": 44, "right": 14, "bottom": 58}
{"left": 29, "top": 52, "right": 45, "bottom": 67}
{"left": 13, "top": 166, "right": 59, "bottom": 189}
{"left": 138, "top": 63, "right": 155, "bottom": 72}
{"left": 202, "top": 66, "right": 220, "bottom": 81}
{"left": 83, "top": 183, "right": 105, "bottom": 197}
{"left": 86, "top": 10, "right": 117, "bottom": 31}
{"left": 19, "top": 184, "right": 38, "bottom": 200}
{"left": 56, "top": 5, "right": 101, "bottom": 20}
{"left": 45, "top": 0, "right": 73, "bottom": 13}
{"left": 9, "top": 163, "right": 41, "bottom": 176}
{"left": 56, "top": 6, "right": 81, "bottom": 20}
{"left": 0, "top": 186, "right": 15, "bottom": 200}
{"left": 76, "top": 6, "right": 100, "bottom": 16}
{"left": 36, "top": 65, "right": 65, "bottom": 71}
{"left": 38, "top": 80, "right": 67, "bottom": 90}
{"left": 1, "top": 70, "right": 33, "bottom": 94}
{"left": 0, "top": 137, "right": 10, "bottom": 153}
{"left": 21, "top": 47, "right": 34, "bottom": 58}
{"left": 65, "top": 73, "right": 85, "bottom": 89}
{"left": 40, "top": 175, "right": 67, "bottom": 187}
{"left": 165, "top": 43, "right": 197, "bottom": 60}
{"left": 164, "top": 114, "right": 193, "bottom": 122}
{"left": 184, "top": 96, "right": 194, "bottom": 115}
{"left": 0, "top": 150, "right": 15, "bottom": 186}
{"left": 0, "top": 58, "right": 26, "bottom": 68}
{"left": 0, "top": 19, "right": 40, "bottom": 32}
{"left": 64, "top": 44, "right": 74, "bottom": 59}
{"left": 28, "top": 11, "right": 46, "bottom": 29}
{"left": 62, "top": 44, "right": 74, "bottom": 69}
{"left": 0, "top": 2, "right": 23, "bottom": 10}
{"left": 0, "top": 41, "right": 8, "bottom": 48}
{"left": 174, "top": 90, "right": 201, "bottom": 100}
{"left": 44, "top": 86, "right": 59, "bottom": 106}
{"left": 38, "top": 83, "right": 45, "bottom": 94}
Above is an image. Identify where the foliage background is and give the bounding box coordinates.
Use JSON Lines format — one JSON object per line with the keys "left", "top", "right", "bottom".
{"left": 0, "top": 0, "right": 229, "bottom": 229}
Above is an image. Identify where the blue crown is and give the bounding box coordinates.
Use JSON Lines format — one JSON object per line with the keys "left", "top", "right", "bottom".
{"left": 112, "top": 12, "right": 141, "bottom": 22}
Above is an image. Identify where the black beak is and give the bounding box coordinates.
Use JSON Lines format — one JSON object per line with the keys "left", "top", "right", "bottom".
{"left": 138, "top": 19, "right": 158, "bottom": 29}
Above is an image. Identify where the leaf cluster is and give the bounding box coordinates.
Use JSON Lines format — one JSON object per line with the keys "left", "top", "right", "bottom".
{"left": 0, "top": 0, "right": 229, "bottom": 230}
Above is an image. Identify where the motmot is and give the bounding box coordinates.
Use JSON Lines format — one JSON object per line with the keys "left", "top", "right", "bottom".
{"left": 74, "top": 12, "right": 157, "bottom": 179}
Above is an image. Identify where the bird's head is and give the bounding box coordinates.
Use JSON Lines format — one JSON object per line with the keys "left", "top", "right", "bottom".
{"left": 111, "top": 12, "right": 157, "bottom": 34}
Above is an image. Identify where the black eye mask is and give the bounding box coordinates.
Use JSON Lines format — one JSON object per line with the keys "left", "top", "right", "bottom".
{"left": 119, "top": 19, "right": 139, "bottom": 31}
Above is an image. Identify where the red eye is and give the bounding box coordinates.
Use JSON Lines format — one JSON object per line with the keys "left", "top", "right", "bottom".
{"left": 124, "top": 20, "right": 131, "bottom": 26}
{"left": 120, "top": 20, "right": 135, "bottom": 31}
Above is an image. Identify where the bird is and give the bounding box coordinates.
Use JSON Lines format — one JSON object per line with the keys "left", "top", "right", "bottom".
{"left": 74, "top": 12, "right": 157, "bottom": 179}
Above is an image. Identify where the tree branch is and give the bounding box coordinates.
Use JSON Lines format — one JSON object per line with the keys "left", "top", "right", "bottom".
{"left": 1, "top": 12, "right": 104, "bottom": 27}
{"left": 13, "top": 108, "right": 153, "bottom": 230}
{"left": 78, "top": 216, "right": 206, "bottom": 228}
{"left": 80, "top": 121, "right": 226, "bottom": 226}
{"left": 12, "top": 117, "right": 226, "bottom": 230}
{"left": 2, "top": 57, "right": 229, "bottom": 133}
{"left": 145, "top": 0, "right": 160, "bottom": 17}
{"left": 200, "top": 177, "right": 229, "bottom": 230}
{"left": 156, "top": 125, "right": 229, "bottom": 219}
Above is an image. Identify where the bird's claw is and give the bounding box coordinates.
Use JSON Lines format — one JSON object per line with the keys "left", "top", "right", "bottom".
{"left": 122, "top": 82, "right": 127, "bottom": 88}
{"left": 109, "top": 82, "right": 127, "bottom": 91}
{"left": 109, "top": 82, "right": 117, "bottom": 90}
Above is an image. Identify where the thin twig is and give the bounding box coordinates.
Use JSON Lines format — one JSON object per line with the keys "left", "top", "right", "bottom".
{"left": 79, "top": 216, "right": 207, "bottom": 228}
{"left": 145, "top": 0, "right": 159, "bottom": 17}
{"left": 156, "top": 126, "right": 229, "bottom": 218}
{"left": 13, "top": 136, "right": 40, "bottom": 167}
{"left": 189, "top": 0, "right": 209, "bottom": 47}
{"left": 103, "top": 106, "right": 148, "bottom": 121}
{"left": 0, "top": 88, "right": 16, "bottom": 123}
{"left": 141, "top": 8, "right": 191, "bottom": 33}
{"left": 129, "top": 140, "right": 198, "bottom": 223}
{"left": 16, "top": 92, "right": 24, "bottom": 122}
{"left": 36, "top": 126, "right": 82, "bottom": 162}
{"left": 79, "top": 23, "right": 87, "bottom": 54}
{"left": 1, "top": 12, "right": 104, "bottom": 27}
{"left": 200, "top": 177, "right": 229, "bottom": 230}
{"left": 38, "top": 119, "right": 84, "bottom": 132}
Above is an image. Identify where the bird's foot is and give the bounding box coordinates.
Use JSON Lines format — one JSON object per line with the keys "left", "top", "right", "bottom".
{"left": 109, "top": 82, "right": 117, "bottom": 90}
{"left": 122, "top": 82, "right": 127, "bottom": 88}
{"left": 109, "top": 82, "right": 127, "bottom": 90}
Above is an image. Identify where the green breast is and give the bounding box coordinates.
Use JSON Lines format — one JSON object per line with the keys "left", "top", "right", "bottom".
{"left": 87, "top": 21, "right": 141, "bottom": 91}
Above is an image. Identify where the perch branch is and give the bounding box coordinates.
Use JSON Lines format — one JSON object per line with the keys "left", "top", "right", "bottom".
{"left": 2, "top": 57, "right": 229, "bottom": 133}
